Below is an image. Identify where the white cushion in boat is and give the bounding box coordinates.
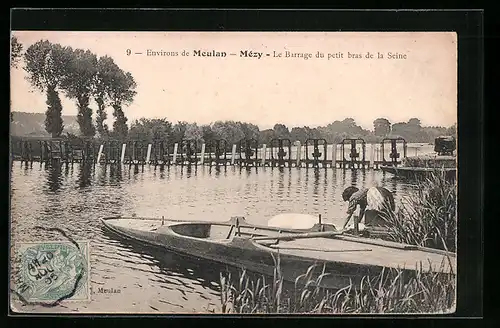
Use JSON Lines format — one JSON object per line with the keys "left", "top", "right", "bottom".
{"left": 267, "top": 213, "right": 320, "bottom": 230}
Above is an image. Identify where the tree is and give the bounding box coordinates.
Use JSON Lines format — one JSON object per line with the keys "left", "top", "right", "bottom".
{"left": 61, "top": 48, "right": 98, "bottom": 137}
{"left": 237, "top": 122, "right": 260, "bottom": 140}
{"left": 273, "top": 123, "right": 290, "bottom": 139}
{"left": 290, "top": 127, "right": 306, "bottom": 143}
{"left": 184, "top": 123, "right": 204, "bottom": 143}
{"left": 44, "top": 88, "right": 64, "bottom": 137}
{"left": 172, "top": 121, "right": 188, "bottom": 143}
{"left": 259, "top": 129, "right": 275, "bottom": 145}
{"left": 150, "top": 119, "right": 173, "bottom": 141}
{"left": 11, "top": 36, "right": 23, "bottom": 69}
{"left": 373, "top": 118, "right": 391, "bottom": 137}
{"left": 201, "top": 125, "right": 215, "bottom": 143}
{"left": 10, "top": 36, "right": 23, "bottom": 122}
{"left": 390, "top": 118, "right": 427, "bottom": 142}
{"left": 24, "top": 40, "right": 72, "bottom": 137}
{"left": 212, "top": 121, "right": 244, "bottom": 145}
{"left": 408, "top": 118, "right": 422, "bottom": 127}
{"left": 128, "top": 118, "right": 173, "bottom": 142}
{"left": 447, "top": 123, "right": 457, "bottom": 137}
{"left": 320, "top": 118, "right": 368, "bottom": 142}
{"left": 94, "top": 56, "right": 118, "bottom": 138}
{"left": 107, "top": 70, "right": 137, "bottom": 139}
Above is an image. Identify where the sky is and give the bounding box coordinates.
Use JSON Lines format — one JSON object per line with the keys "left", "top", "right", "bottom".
{"left": 10, "top": 31, "right": 457, "bottom": 130}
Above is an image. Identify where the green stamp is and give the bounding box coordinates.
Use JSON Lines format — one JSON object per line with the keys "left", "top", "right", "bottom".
{"left": 14, "top": 241, "right": 90, "bottom": 303}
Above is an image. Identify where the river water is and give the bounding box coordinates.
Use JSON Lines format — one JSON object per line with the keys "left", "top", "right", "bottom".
{"left": 9, "top": 149, "right": 429, "bottom": 313}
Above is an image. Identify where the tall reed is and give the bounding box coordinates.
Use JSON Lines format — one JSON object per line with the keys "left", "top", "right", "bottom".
{"left": 383, "top": 170, "right": 457, "bottom": 252}
{"left": 217, "top": 170, "right": 457, "bottom": 314}
{"left": 219, "top": 260, "right": 455, "bottom": 314}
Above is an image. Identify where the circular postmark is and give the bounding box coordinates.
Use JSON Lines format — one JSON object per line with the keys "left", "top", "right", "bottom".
{"left": 14, "top": 241, "right": 88, "bottom": 305}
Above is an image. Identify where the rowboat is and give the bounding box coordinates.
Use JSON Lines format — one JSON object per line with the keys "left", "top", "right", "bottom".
{"left": 381, "top": 137, "right": 457, "bottom": 181}
{"left": 100, "top": 216, "right": 456, "bottom": 289}
{"left": 380, "top": 165, "right": 457, "bottom": 181}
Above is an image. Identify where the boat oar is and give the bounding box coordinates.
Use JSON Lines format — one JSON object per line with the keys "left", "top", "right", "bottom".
{"left": 253, "top": 230, "right": 345, "bottom": 242}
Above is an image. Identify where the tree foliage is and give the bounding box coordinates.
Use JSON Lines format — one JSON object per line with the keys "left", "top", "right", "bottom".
{"left": 11, "top": 35, "right": 23, "bottom": 68}
{"left": 107, "top": 71, "right": 137, "bottom": 139}
{"left": 373, "top": 118, "right": 391, "bottom": 137}
{"left": 21, "top": 39, "right": 456, "bottom": 144}
{"left": 272, "top": 124, "right": 290, "bottom": 139}
{"left": 201, "top": 125, "right": 216, "bottom": 143}
{"left": 23, "top": 39, "right": 137, "bottom": 139}
{"left": 24, "top": 40, "right": 73, "bottom": 137}
{"left": 94, "top": 55, "right": 120, "bottom": 137}
{"left": 238, "top": 122, "right": 260, "bottom": 140}
{"left": 172, "top": 121, "right": 188, "bottom": 143}
{"left": 44, "top": 87, "right": 64, "bottom": 137}
{"left": 184, "top": 123, "right": 204, "bottom": 143}
{"left": 60, "top": 49, "right": 98, "bottom": 137}
{"left": 212, "top": 121, "right": 245, "bottom": 145}
{"left": 129, "top": 118, "right": 173, "bottom": 142}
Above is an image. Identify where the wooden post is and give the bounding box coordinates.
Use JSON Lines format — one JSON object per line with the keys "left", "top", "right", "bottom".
{"left": 332, "top": 144, "right": 337, "bottom": 168}
{"left": 231, "top": 144, "right": 237, "bottom": 165}
{"left": 96, "top": 144, "right": 104, "bottom": 163}
{"left": 296, "top": 141, "right": 302, "bottom": 167}
{"left": 173, "top": 143, "right": 178, "bottom": 164}
{"left": 200, "top": 143, "right": 206, "bottom": 165}
{"left": 370, "top": 144, "right": 375, "bottom": 169}
{"left": 261, "top": 144, "right": 267, "bottom": 166}
{"left": 146, "top": 144, "right": 152, "bottom": 163}
{"left": 120, "top": 143, "right": 126, "bottom": 163}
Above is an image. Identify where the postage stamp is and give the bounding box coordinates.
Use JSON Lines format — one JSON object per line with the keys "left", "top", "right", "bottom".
{"left": 11, "top": 241, "right": 90, "bottom": 304}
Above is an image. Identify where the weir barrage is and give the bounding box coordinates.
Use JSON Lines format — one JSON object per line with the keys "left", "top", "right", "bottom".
{"left": 10, "top": 137, "right": 430, "bottom": 170}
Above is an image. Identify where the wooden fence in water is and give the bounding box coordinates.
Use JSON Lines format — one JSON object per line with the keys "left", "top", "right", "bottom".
{"left": 10, "top": 137, "right": 410, "bottom": 170}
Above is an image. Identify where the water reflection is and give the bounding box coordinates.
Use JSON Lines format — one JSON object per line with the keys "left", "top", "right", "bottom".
{"left": 312, "top": 169, "right": 321, "bottom": 196}
{"left": 210, "top": 165, "right": 225, "bottom": 177}
{"left": 101, "top": 228, "right": 222, "bottom": 294}
{"left": 77, "top": 163, "right": 93, "bottom": 189}
{"left": 109, "top": 165, "right": 123, "bottom": 185}
{"left": 11, "top": 163, "right": 418, "bottom": 313}
{"left": 46, "top": 163, "right": 63, "bottom": 193}
{"left": 132, "top": 164, "right": 142, "bottom": 176}
{"left": 276, "top": 168, "right": 285, "bottom": 199}
{"left": 185, "top": 165, "right": 195, "bottom": 177}
{"left": 64, "top": 162, "right": 70, "bottom": 178}
{"left": 323, "top": 168, "right": 329, "bottom": 196}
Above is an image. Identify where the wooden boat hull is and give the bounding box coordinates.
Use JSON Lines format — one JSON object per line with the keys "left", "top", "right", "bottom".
{"left": 381, "top": 165, "right": 457, "bottom": 181}
{"left": 101, "top": 216, "right": 456, "bottom": 290}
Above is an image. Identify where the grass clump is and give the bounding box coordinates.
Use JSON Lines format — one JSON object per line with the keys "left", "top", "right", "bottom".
{"left": 217, "top": 168, "right": 457, "bottom": 314}
{"left": 219, "top": 260, "right": 455, "bottom": 314}
{"left": 383, "top": 171, "right": 457, "bottom": 252}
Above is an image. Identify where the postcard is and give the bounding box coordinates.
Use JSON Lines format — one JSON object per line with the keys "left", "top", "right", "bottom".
{"left": 10, "top": 31, "right": 457, "bottom": 314}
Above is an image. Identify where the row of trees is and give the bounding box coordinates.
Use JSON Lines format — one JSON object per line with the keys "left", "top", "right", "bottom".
{"left": 12, "top": 36, "right": 136, "bottom": 139}
{"left": 126, "top": 118, "right": 457, "bottom": 146}
{"left": 11, "top": 36, "right": 456, "bottom": 144}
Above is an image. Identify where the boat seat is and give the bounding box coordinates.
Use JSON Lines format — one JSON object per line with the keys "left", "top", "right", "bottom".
{"left": 225, "top": 225, "right": 234, "bottom": 239}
